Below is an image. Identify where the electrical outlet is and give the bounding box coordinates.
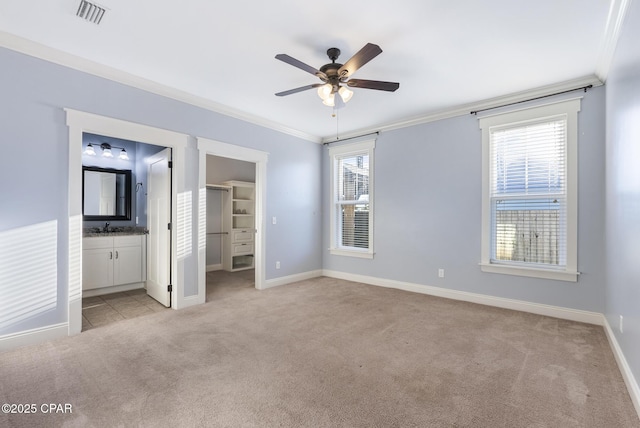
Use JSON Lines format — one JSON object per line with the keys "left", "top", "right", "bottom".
{"left": 276, "top": 261, "right": 280, "bottom": 269}
{"left": 272, "top": 216, "right": 277, "bottom": 225}
{"left": 135, "top": 216, "right": 139, "bottom": 225}
{"left": 438, "top": 269, "right": 445, "bottom": 278}
{"left": 620, "top": 315, "right": 624, "bottom": 333}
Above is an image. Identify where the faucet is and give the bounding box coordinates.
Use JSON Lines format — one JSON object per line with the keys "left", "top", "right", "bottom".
{"left": 103, "top": 222, "right": 110, "bottom": 233}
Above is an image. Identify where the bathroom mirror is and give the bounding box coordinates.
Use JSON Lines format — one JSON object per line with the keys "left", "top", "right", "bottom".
{"left": 83, "top": 166, "right": 132, "bottom": 220}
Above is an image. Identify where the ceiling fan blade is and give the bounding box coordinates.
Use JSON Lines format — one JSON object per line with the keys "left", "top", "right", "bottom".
{"left": 346, "top": 79, "right": 400, "bottom": 92}
{"left": 275, "top": 54, "right": 328, "bottom": 80}
{"left": 337, "top": 43, "right": 383, "bottom": 78}
{"left": 275, "top": 84, "right": 322, "bottom": 97}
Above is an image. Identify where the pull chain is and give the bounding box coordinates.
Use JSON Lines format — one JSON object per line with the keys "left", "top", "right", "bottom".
{"left": 333, "top": 106, "right": 339, "bottom": 140}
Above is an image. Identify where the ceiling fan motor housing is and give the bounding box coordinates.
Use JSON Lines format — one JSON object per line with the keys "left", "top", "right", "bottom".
{"left": 320, "top": 48, "right": 345, "bottom": 92}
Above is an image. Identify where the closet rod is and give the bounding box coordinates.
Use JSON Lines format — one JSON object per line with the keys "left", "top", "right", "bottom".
{"left": 206, "top": 187, "right": 229, "bottom": 192}
{"left": 207, "top": 232, "right": 228, "bottom": 235}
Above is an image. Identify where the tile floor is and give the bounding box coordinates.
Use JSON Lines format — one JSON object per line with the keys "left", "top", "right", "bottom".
{"left": 82, "top": 270, "right": 255, "bottom": 331}
{"left": 82, "top": 289, "right": 167, "bottom": 331}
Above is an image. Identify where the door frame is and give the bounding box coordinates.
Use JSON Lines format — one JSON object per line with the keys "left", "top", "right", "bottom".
{"left": 66, "top": 109, "right": 189, "bottom": 335}
{"left": 197, "top": 137, "right": 268, "bottom": 290}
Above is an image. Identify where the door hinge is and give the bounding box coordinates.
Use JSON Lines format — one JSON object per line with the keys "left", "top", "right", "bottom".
{"left": 168, "top": 222, "right": 172, "bottom": 230}
{"left": 168, "top": 284, "right": 173, "bottom": 292}
{"left": 168, "top": 160, "right": 173, "bottom": 168}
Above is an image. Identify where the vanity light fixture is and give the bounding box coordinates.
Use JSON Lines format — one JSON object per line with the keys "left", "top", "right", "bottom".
{"left": 84, "top": 142, "right": 129, "bottom": 160}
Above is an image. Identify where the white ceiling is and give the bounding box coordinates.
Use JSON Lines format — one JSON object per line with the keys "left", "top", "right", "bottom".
{"left": 0, "top": 0, "right": 618, "bottom": 141}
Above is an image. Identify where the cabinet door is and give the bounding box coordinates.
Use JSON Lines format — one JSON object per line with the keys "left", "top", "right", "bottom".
{"left": 83, "top": 248, "right": 114, "bottom": 290}
{"left": 113, "top": 245, "right": 142, "bottom": 286}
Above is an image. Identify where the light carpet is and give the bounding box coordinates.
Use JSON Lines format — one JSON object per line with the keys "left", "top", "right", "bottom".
{"left": 1, "top": 272, "right": 638, "bottom": 427}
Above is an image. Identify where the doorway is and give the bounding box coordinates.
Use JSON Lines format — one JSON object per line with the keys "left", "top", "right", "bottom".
{"left": 67, "top": 109, "right": 191, "bottom": 336}
{"left": 205, "top": 156, "right": 256, "bottom": 296}
{"left": 197, "top": 137, "right": 268, "bottom": 292}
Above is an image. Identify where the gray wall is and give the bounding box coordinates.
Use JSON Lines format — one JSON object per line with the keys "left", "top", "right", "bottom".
{"left": 323, "top": 87, "right": 607, "bottom": 313}
{"left": 605, "top": 0, "right": 640, "bottom": 391}
{"left": 0, "top": 47, "right": 322, "bottom": 336}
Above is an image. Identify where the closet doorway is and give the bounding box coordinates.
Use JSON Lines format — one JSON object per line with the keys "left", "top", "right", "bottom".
{"left": 205, "top": 156, "right": 256, "bottom": 295}
{"left": 196, "top": 137, "right": 268, "bottom": 294}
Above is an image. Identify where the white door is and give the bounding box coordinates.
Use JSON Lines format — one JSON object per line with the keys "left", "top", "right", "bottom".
{"left": 147, "top": 148, "right": 172, "bottom": 307}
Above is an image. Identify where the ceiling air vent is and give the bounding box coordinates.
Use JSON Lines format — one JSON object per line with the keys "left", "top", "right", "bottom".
{"left": 76, "top": 0, "right": 106, "bottom": 25}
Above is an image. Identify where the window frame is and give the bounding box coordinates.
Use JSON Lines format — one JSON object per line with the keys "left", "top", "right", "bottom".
{"left": 328, "top": 139, "right": 375, "bottom": 259}
{"left": 478, "top": 98, "right": 581, "bottom": 282}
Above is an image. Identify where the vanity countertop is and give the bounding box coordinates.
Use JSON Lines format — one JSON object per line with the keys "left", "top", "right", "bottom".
{"left": 83, "top": 226, "right": 148, "bottom": 237}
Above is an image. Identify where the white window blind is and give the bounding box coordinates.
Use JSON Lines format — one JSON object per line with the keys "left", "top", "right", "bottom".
{"left": 490, "top": 118, "right": 567, "bottom": 267}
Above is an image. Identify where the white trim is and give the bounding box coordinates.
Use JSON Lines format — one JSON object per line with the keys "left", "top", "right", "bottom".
{"left": 206, "top": 264, "right": 223, "bottom": 272}
{"left": 0, "top": 323, "right": 68, "bottom": 353}
{"left": 603, "top": 316, "right": 640, "bottom": 419}
{"left": 0, "top": 31, "right": 319, "bottom": 144}
{"left": 263, "top": 270, "right": 323, "bottom": 289}
{"left": 66, "top": 109, "right": 190, "bottom": 330}
{"left": 196, "top": 137, "right": 268, "bottom": 291}
{"left": 479, "top": 263, "right": 579, "bottom": 282}
{"left": 329, "top": 249, "right": 374, "bottom": 259}
{"left": 596, "top": 0, "right": 632, "bottom": 82}
{"left": 322, "top": 270, "right": 603, "bottom": 325}
{"left": 478, "top": 98, "right": 581, "bottom": 281}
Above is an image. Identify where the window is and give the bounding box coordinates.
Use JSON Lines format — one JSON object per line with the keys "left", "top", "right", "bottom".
{"left": 479, "top": 99, "right": 580, "bottom": 281}
{"left": 329, "top": 139, "right": 375, "bottom": 258}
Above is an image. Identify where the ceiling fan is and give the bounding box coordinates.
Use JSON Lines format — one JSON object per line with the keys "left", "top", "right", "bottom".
{"left": 275, "top": 43, "right": 400, "bottom": 108}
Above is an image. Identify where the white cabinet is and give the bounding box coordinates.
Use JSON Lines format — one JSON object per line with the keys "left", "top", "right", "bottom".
{"left": 83, "top": 235, "right": 145, "bottom": 291}
{"left": 222, "top": 181, "right": 255, "bottom": 271}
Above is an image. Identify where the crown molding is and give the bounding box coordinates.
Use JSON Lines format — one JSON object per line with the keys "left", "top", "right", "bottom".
{"left": 0, "top": 31, "right": 608, "bottom": 146}
{"left": 0, "top": 31, "right": 321, "bottom": 144}
{"left": 596, "top": 0, "right": 632, "bottom": 82}
{"left": 321, "top": 75, "right": 603, "bottom": 143}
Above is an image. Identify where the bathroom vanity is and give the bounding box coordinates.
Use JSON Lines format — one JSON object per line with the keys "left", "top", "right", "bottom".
{"left": 82, "top": 229, "right": 147, "bottom": 297}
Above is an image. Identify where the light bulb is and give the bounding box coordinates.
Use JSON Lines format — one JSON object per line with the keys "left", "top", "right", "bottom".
{"left": 84, "top": 144, "right": 96, "bottom": 156}
{"left": 317, "top": 83, "right": 333, "bottom": 101}
{"left": 339, "top": 86, "right": 353, "bottom": 103}
{"left": 119, "top": 149, "right": 129, "bottom": 160}
{"left": 322, "top": 93, "right": 335, "bottom": 107}
{"left": 102, "top": 147, "right": 113, "bottom": 158}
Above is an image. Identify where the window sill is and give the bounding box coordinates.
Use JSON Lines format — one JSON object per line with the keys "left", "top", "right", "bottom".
{"left": 479, "top": 262, "right": 578, "bottom": 282}
{"left": 330, "top": 248, "right": 374, "bottom": 259}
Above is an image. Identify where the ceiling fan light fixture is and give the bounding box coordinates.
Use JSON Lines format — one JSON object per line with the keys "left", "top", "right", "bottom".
{"left": 339, "top": 86, "right": 353, "bottom": 103}
{"left": 322, "top": 94, "right": 335, "bottom": 107}
{"left": 317, "top": 83, "right": 333, "bottom": 101}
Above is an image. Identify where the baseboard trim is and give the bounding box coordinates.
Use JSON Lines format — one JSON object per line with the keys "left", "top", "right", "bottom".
{"left": 263, "top": 270, "right": 323, "bottom": 290}
{"left": 82, "top": 282, "right": 144, "bottom": 298}
{"left": 602, "top": 316, "right": 640, "bottom": 419}
{"left": 321, "top": 270, "right": 603, "bottom": 325}
{"left": 206, "top": 264, "right": 222, "bottom": 272}
{"left": 0, "top": 323, "right": 68, "bottom": 353}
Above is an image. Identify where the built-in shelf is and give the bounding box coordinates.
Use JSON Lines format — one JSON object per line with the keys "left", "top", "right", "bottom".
{"left": 221, "top": 181, "right": 255, "bottom": 272}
